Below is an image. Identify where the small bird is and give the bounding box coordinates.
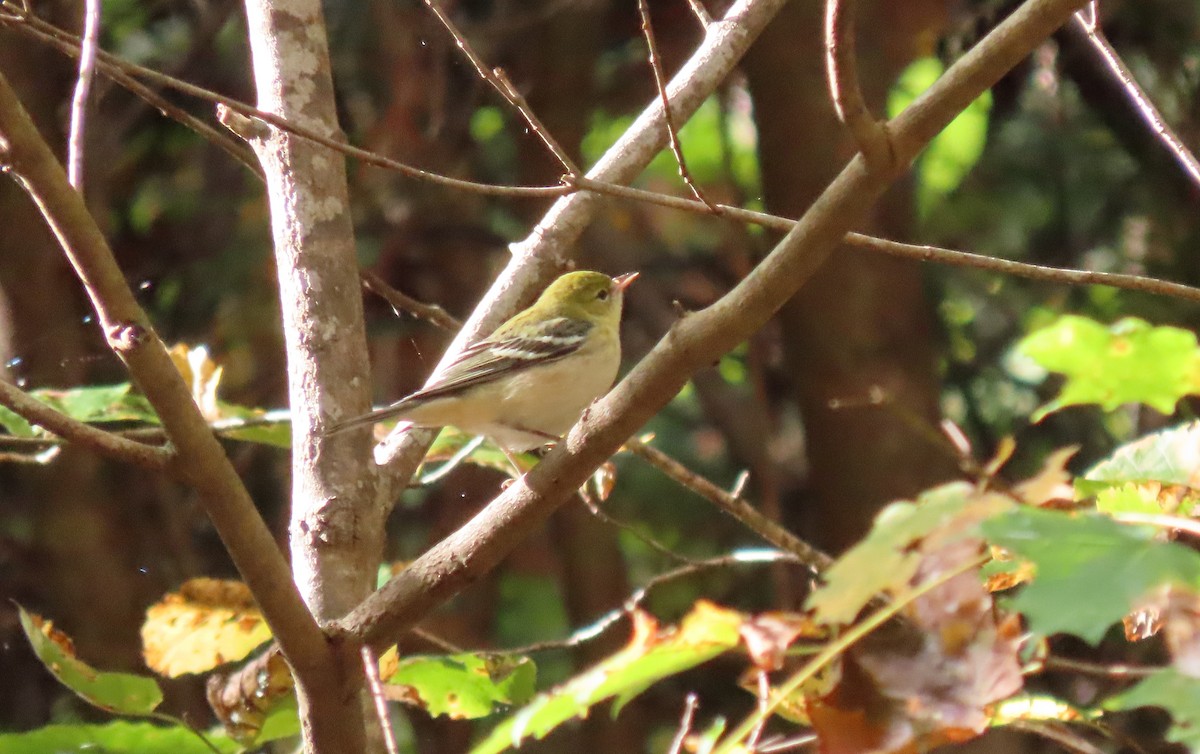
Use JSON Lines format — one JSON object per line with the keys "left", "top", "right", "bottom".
{"left": 328, "top": 270, "right": 637, "bottom": 463}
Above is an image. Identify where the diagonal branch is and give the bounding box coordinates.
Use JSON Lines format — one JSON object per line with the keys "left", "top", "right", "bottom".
{"left": 1068, "top": 7, "right": 1200, "bottom": 193}
{"left": 0, "top": 379, "right": 170, "bottom": 470}
{"left": 0, "top": 67, "right": 336, "bottom": 709}
{"left": 374, "top": 0, "right": 793, "bottom": 495}
{"left": 824, "top": 0, "right": 892, "bottom": 170}
{"left": 65, "top": 0, "right": 100, "bottom": 189}
{"left": 637, "top": 0, "right": 717, "bottom": 210}
{"left": 342, "top": 0, "right": 1093, "bottom": 650}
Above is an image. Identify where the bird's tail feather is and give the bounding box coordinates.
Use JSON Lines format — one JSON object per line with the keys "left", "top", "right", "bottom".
{"left": 325, "top": 402, "right": 411, "bottom": 436}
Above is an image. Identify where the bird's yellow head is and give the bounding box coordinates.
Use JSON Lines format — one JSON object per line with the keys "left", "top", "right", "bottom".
{"left": 536, "top": 270, "right": 637, "bottom": 326}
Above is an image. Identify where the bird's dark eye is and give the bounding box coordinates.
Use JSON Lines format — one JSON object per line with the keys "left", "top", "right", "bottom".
{"left": 597, "top": 289, "right": 610, "bottom": 301}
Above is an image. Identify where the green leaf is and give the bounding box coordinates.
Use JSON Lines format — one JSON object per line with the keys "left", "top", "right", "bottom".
{"left": 0, "top": 384, "right": 159, "bottom": 437}
{"left": 982, "top": 508, "right": 1200, "bottom": 643}
{"left": 18, "top": 606, "right": 163, "bottom": 715}
{"left": 471, "top": 602, "right": 744, "bottom": 754}
{"left": 888, "top": 57, "right": 992, "bottom": 217}
{"left": 1080, "top": 420, "right": 1200, "bottom": 509}
{"left": 1016, "top": 316, "right": 1200, "bottom": 420}
{"left": 807, "top": 482, "right": 1011, "bottom": 625}
{"left": 386, "top": 653, "right": 536, "bottom": 719}
{"left": 1105, "top": 668, "right": 1200, "bottom": 748}
{"left": 0, "top": 721, "right": 240, "bottom": 754}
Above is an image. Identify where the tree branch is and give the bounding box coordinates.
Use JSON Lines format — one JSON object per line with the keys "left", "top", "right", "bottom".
{"left": 0, "top": 65, "right": 338, "bottom": 732}
{"left": 65, "top": 0, "right": 100, "bottom": 189}
{"left": 12, "top": 1, "right": 1199, "bottom": 308}
{"left": 824, "top": 0, "right": 891, "bottom": 170}
{"left": 373, "top": 0, "right": 794, "bottom": 496}
{"left": 340, "top": 0, "right": 1092, "bottom": 650}
{"left": 0, "top": 379, "right": 170, "bottom": 470}
{"left": 624, "top": 438, "right": 831, "bottom": 571}
{"left": 1069, "top": 6, "right": 1200, "bottom": 193}
{"left": 237, "top": 0, "right": 383, "bottom": 747}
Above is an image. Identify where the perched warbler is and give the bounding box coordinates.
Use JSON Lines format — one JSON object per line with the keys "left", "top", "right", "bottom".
{"left": 329, "top": 270, "right": 637, "bottom": 458}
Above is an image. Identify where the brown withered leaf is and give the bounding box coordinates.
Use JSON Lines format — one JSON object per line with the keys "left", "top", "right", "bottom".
{"left": 142, "top": 578, "right": 272, "bottom": 677}
{"left": 809, "top": 536, "right": 1023, "bottom": 754}
{"left": 738, "top": 612, "right": 824, "bottom": 672}
{"left": 1128, "top": 584, "right": 1200, "bottom": 677}
{"left": 206, "top": 646, "right": 295, "bottom": 744}
{"left": 167, "top": 344, "right": 223, "bottom": 421}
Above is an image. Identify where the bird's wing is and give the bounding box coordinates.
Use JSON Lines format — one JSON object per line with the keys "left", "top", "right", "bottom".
{"left": 403, "top": 316, "right": 592, "bottom": 403}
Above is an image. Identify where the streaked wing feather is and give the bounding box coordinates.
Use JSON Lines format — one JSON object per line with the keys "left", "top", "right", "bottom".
{"left": 404, "top": 317, "right": 591, "bottom": 402}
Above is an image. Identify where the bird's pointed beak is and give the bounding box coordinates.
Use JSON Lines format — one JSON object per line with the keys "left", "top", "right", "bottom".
{"left": 613, "top": 272, "right": 639, "bottom": 291}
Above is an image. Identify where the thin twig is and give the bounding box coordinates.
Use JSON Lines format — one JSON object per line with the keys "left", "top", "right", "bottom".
{"left": 0, "top": 379, "right": 171, "bottom": 470}
{"left": 339, "top": 0, "right": 1090, "bottom": 654}
{"left": 569, "top": 176, "right": 1200, "bottom": 304}
{"left": 0, "top": 63, "right": 336, "bottom": 703}
{"left": 12, "top": 2, "right": 1196, "bottom": 312}
{"left": 2, "top": 14, "right": 260, "bottom": 175}
{"left": 667, "top": 694, "right": 700, "bottom": 754}
{"left": 1007, "top": 720, "right": 1108, "bottom": 754}
{"left": 66, "top": 0, "right": 100, "bottom": 190}
{"left": 626, "top": 437, "right": 833, "bottom": 572}
{"left": 0, "top": 3, "right": 569, "bottom": 199}
{"left": 1072, "top": 9, "right": 1200, "bottom": 193}
{"left": 685, "top": 0, "right": 713, "bottom": 28}
{"left": 1112, "top": 512, "right": 1200, "bottom": 540}
{"left": 638, "top": 0, "right": 718, "bottom": 211}
{"left": 581, "top": 496, "right": 698, "bottom": 564}
{"left": 823, "top": 0, "right": 891, "bottom": 170}
{"left": 361, "top": 646, "right": 400, "bottom": 754}
{"left": 1040, "top": 655, "right": 1157, "bottom": 679}
{"left": 496, "top": 550, "right": 803, "bottom": 655}
{"left": 421, "top": 0, "right": 580, "bottom": 176}
{"left": 361, "top": 270, "right": 462, "bottom": 330}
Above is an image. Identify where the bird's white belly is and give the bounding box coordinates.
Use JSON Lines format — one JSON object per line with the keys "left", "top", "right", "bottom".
{"left": 404, "top": 341, "right": 620, "bottom": 451}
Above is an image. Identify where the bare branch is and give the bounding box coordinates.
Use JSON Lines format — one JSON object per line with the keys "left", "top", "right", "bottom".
{"left": 638, "top": 0, "right": 718, "bottom": 210}
{"left": 823, "top": 0, "right": 891, "bottom": 170}
{"left": 625, "top": 438, "right": 831, "bottom": 571}
{"left": 571, "top": 176, "right": 1200, "bottom": 304}
{"left": 685, "top": 0, "right": 713, "bottom": 28}
{"left": 16, "top": 0, "right": 1195, "bottom": 313}
{"left": 0, "top": 379, "right": 170, "bottom": 470}
{"left": 0, "top": 66, "right": 336, "bottom": 711}
{"left": 340, "top": 0, "right": 1093, "bottom": 653}
{"left": 668, "top": 694, "right": 700, "bottom": 754}
{"left": 375, "top": 0, "right": 794, "bottom": 493}
{"left": 360, "top": 270, "right": 462, "bottom": 331}
{"left": 66, "top": 0, "right": 100, "bottom": 189}
{"left": 422, "top": 0, "right": 580, "bottom": 176}
{"left": 0, "top": 3, "right": 568, "bottom": 199}
{"left": 1070, "top": 10, "right": 1200, "bottom": 193}
{"left": 361, "top": 647, "right": 399, "bottom": 754}
{"left": 495, "top": 551, "right": 803, "bottom": 656}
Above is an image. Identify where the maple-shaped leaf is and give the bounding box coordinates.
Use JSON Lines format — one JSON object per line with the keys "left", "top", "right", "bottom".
{"left": 471, "top": 601, "right": 744, "bottom": 754}
{"left": 1078, "top": 421, "right": 1200, "bottom": 517}
{"left": 18, "top": 606, "right": 163, "bottom": 715}
{"left": 983, "top": 507, "right": 1200, "bottom": 643}
{"left": 808, "top": 529, "right": 1022, "bottom": 753}
{"left": 382, "top": 652, "right": 536, "bottom": 719}
{"left": 1016, "top": 315, "right": 1200, "bottom": 420}
{"left": 807, "top": 482, "right": 1013, "bottom": 625}
{"left": 142, "top": 578, "right": 273, "bottom": 677}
